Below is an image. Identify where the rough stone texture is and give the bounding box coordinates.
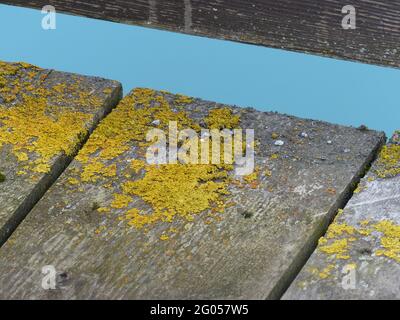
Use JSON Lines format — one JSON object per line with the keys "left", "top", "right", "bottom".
{"left": 0, "top": 88, "right": 384, "bottom": 299}
{"left": 0, "top": 61, "right": 122, "bottom": 245}
{"left": 283, "top": 132, "right": 400, "bottom": 300}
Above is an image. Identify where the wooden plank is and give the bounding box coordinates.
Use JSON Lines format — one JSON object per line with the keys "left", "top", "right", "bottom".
{"left": 0, "top": 88, "right": 385, "bottom": 299}
{"left": 0, "top": 61, "right": 122, "bottom": 246}
{"left": 2, "top": 1, "right": 400, "bottom": 68}
{"left": 284, "top": 131, "right": 400, "bottom": 300}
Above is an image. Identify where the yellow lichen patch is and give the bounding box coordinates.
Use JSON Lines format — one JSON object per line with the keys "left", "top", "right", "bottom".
{"left": 68, "top": 178, "right": 80, "bottom": 185}
{"left": 374, "top": 220, "right": 400, "bottom": 263}
{"left": 319, "top": 264, "right": 336, "bottom": 279}
{"left": 71, "top": 89, "right": 258, "bottom": 236}
{"left": 0, "top": 61, "right": 41, "bottom": 103}
{"left": 75, "top": 89, "right": 200, "bottom": 183}
{"left": 205, "top": 108, "right": 240, "bottom": 130}
{"left": 318, "top": 209, "right": 356, "bottom": 260}
{"left": 336, "top": 209, "right": 344, "bottom": 219}
{"left": 0, "top": 94, "right": 90, "bottom": 174}
{"left": 160, "top": 234, "right": 170, "bottom": 241}
{"left": 271, "top": 132, "right": 279, "bottom": 140}
{"left": 243, "top": 167, "right": 259, "bottom": 184}
{"left": 308, "top": 264, "right": 336, "bottom": 279}
{"left": 174, "top": 94, "right": 194, "bottom": 105}
{"left": 375, "top": 144, "right": 400, "bottom": 178}
{"left": 264, "top": 168, "right": 272, "bottom": 177}
{"left": 121, "top": 164, "right": 230, "bottom": 229}
{"left": 318, "top": 215, "right": 400, "bottom": 264}
{"left": 325, "top": 223, "right": 356, "bottom": 239}
{"left": 130, "top": 159, "right": 145, "bottom": 173}
{"left": 111, "top": 193, "right": 132, "bottom": 209}
{"left": 353, "top": 185, "right": 364, "bottom": 194}
{"left": 319, "top": 239, "right": 351, "bottom": 260}
{"left": 0, "top": 61, "right": 108, "bottom": 175}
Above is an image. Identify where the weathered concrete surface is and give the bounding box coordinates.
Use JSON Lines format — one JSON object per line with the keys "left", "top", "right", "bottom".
{"left": 0, "top": 88, "right": 385, "bottom": 299}
{"left": 283, "top": 131, "right": 400, "bottom": 300}
{"left": 0, "top": 61, "right": 122, "bottom": 245}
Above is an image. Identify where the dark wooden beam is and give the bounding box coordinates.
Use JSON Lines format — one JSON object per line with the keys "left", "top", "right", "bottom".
{"left": 3, "top": 0, "right": 400, "bottom": 68}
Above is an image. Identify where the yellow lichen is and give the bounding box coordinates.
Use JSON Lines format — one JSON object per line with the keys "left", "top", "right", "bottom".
{"left": 0, "top": 61, "right": 106, "bottom": 175}
{"left": 111, "top": 193, "right": 132, "bottom": 209}
{"left": 0, "top": 95, "right": 89, "bottom": 173}
{"left": 320, "top": 239, "right": 351, "bottom": 260}
{"left": 174, "top": 94, "right": 194, "bottom": 105}
{"left": 271, "top": 132, "right": 279, "bottom": 140}
{"left": 121, "top": 164, "right": 229, "bottom": 228}
{"left": 325, "top": 223, "right": 355, "bottom": 239}
{"left": 318, "top": 213, "right": 400, "bottom": 264}
{"left": 70, "top": 88, "right": 257, "bottom": 235}
{"left": 375, "top": 145, "right": 400, "bottom": 178}
{"left": 318, "top": 209, "right": 355, "bottom": 259}
{"left": 319, "top": 264, "right": 336, "bottom": 279}
{"left": 160, "top": 234, "right": 170, "bottom": 241}
{"left": 205, "top": 107, "right": 240, "bottom": 130}
{"left": 308, "top": 264, "right": 336, "bottom": 279}
{"left": 374, "top": 220, "right": 400, "bottom": 263}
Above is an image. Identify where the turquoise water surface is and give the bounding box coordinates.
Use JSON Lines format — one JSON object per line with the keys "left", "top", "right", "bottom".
{"left": 1, "top": 4, "right": 399, "bottom": 136}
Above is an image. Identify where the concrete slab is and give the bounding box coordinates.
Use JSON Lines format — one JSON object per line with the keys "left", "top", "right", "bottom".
{"left": 283, "top": 131, "right": 400, "bottom": 300}
{"left": 0, "top": 61, "right": 122, "bottom": 245}
{"left": 0, "top": 88, "right": 385, "bottom": 299}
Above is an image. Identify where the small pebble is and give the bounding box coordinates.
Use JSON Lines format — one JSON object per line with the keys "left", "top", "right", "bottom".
{"left": 300, "top": 132, "right": 308, "bottom": 138}
{"left": 151, "top": 119, "right": 161, "bottom": 126}
{"left": 274, "top": 140, "right": 284, "bottom": 146}
{"left": 327, "top": 140, "right": 332, "bottom": 145}
{"left": 344, "top": 148, "right": 351, "bottom": 153}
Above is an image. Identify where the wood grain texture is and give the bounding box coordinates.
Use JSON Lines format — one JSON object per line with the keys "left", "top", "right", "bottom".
{"left": 2, "top": 0, "right": 400, "bottom": 68}
{"left": 284, "top": 137, "right": 400, "bottom": 300}
{"left": 0, "top": 89, "right": 385, "bottom": 299}
{"left": 0, "top": 61, "right": 122, "bottom": 247}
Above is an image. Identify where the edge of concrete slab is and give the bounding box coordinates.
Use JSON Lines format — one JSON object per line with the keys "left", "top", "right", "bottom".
{"left": 0, "top": 73, "right": 122, "bottom": 247}
{"left": 273, "top": 133, "right": 386, "bottom": 299}
{"left": 282, "top": 132, "right": 400, "bottom": 300}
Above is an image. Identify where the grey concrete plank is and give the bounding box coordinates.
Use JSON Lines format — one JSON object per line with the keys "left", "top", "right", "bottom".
{"left": 0, "top": 88, "right": 384, "bottom": 299}
{"left": 283, "top": 131, "right": 400, "bottom": 300}
{"left": 0, "top": 61, "right": 122, "bottom": 245}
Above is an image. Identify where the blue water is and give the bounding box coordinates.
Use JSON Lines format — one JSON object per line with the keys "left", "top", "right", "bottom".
{"left": 1, "top": 4, "right": 399, "bottom": 136}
